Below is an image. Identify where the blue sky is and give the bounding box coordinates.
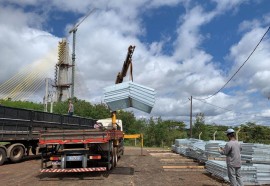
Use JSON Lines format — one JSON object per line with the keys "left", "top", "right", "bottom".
{"left": 0, "top": 0, "right": 270, "bottom": 127}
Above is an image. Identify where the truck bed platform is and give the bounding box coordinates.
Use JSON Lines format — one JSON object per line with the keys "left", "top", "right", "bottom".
{"left": 39, "top": 129, "right": 124, "bottom": 145}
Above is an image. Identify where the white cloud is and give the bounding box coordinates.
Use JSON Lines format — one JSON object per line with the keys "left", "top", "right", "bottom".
{"left": 1, "top": 0, "right": 270, "bottom": 126}
{"left": 0, "top": 5, "right": 44, "bottom": 29}
{"left": 0, "top": 3, "right": 59, "bottom": 101}
{"left": 211, "top": 0, "right": 247, "bottom": 12}
{"left": 228, "top": 26, "right": 270, "bottom": 94}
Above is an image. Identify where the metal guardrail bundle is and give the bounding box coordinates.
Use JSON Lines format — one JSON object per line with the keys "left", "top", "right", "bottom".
{"left": 205, "top": 160, "right": 258, "bottom": 184}
{"left": 186, "top": 141, "right": 207, "bottom": 162}
{"left": 173, "top": 138, "right": 200, "bottom": 156}
{"left": 172, "top": 139, "right": 226, "bottom": 162}
{"left": 172, "top": 138, "right": 270, "bottom": 185}
{"left": 205, "top": 140, "right": 226, "bottom": 160}
{"left": 253, "top": 164, "right": 270, "bottom": 185}
{"left": 241, "top": 143, "right": 270, "bottom": 164}
{"left": 103, "top": 81, "right": 156, "bottom": 113}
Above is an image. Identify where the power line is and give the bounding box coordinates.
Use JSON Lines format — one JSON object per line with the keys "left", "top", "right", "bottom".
{"left": 193, "top": 97, "right": 270, "bottom": 119}
{"left": 196, "top": 26, "right": 270, "bottom": 100}
{"left": 193, "top": 98, "right": 236, "bottom": 113}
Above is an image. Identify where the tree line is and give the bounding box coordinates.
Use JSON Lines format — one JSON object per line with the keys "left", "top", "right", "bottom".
{"left": 1, "top": 99, "right": 270, "bottom": 146}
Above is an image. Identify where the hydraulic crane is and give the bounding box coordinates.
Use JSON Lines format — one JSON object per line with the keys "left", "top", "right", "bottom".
{"left": 112, "top": 45, "right": 136, "bottom": 129}
{"left": 115, "top": 45, "right": 136, "bottom": 84}
{"left": 111, "top": 45, "right": 135, "bottom": 151}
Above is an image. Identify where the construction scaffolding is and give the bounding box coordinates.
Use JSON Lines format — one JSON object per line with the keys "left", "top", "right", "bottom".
{"left": 55, "top": 39, "right": 72, "bottom": 102}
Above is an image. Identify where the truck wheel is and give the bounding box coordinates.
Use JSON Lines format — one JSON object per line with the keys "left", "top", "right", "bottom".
{"left": 8, "top": 144, "right": 25, "bottom": 163}
{"left": 113, "top": 147, "right": 118, "bottom": 167}
{"left": 107, "top": 151, "right": 114, "bottom": 171}
{"left": 111, "top": 150, "right": 115, "bottom": 169}
{"left": 31, "top": 146, "right": 37, "bottom": 155}
{"left": 0, "top": 148, "right": 7, "bottom": 166}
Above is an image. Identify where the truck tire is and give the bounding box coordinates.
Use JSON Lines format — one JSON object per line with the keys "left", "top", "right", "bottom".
{"left": 107, "top": 143, "right": 115, "bottom": 170}
{"left": 8, "top": 144, "right": 25, "bottom": 163}
{"left": 0, "top": 148, "right": 7, "bottom": 166}
{"left": 106, "top": 151, "right": 113, "bottom": 171}
{"left": 111, "top": 150, "right": 115, "bottom": 169}
{"left": 31, "top": 146, "right": 37, "bottom": 155}
{"left": 113, "top": 147, "right": 118, "bottom": 167}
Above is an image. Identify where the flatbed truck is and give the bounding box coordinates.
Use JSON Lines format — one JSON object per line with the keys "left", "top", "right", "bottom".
{"left": 0, "top": 105, "right": 96, "bottom": 165}
{"left": 39, "top": 127, "right": 124, "bottom": 172}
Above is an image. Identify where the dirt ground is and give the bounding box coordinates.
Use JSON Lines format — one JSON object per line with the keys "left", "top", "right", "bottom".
{"left": 0, "top": 147, "right": 228, "bottom": 186}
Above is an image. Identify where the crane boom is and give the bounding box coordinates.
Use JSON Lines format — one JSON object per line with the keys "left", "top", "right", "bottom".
{"left": 115, "top": 45, "right": 136, "bottom": 84}
{"left": 69, "top": 8, "right": 96, "bottom": 98}
{"left": 69, "top": 8, "right": 96, "bottom": 33}
{"left": 112, "top": 45, "right": 135, "bottom": 130}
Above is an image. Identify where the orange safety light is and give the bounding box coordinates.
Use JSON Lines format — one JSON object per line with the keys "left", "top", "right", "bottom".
{"left": 89, "top": 155, "right": 101, "bottom": 160}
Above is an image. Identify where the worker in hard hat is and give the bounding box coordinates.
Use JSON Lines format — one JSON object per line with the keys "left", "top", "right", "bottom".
{"left": 219, "top": 128, "right": 243, "bottom": 186}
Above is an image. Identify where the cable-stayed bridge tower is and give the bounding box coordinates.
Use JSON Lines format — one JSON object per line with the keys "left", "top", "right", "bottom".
{"left": 55, "top": 39, "right": 71, "bottom": 102}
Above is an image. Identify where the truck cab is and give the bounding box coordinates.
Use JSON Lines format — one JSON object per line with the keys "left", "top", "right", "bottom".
{"left": 97, "top": 118, "right": 123, "bottom": 131}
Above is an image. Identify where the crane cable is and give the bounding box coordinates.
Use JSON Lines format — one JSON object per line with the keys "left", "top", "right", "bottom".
{"left": 195, "top": 26, "right": 270, "bottom": 100}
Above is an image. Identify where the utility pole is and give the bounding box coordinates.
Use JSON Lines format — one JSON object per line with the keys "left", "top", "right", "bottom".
{"left": 49, "top": 91, "right": 55, "bottom": 113}
{"left": 44, "top": 78, "right": 49, "bottom": 112}
{"left": 189, "top": 96, "right": 193, "bottom": 138}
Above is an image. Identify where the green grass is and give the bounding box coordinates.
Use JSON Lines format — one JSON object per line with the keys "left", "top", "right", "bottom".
{"left": 0, "top": 142, "right": 10, "bottom": 146}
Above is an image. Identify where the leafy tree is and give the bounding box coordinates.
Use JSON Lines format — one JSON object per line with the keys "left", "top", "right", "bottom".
{"left": 53, "top": 98, "right": 110, "bottom": 119}
{"left": 144, "top": 117, "right": 157, "bottom": 146}
{"left": 193, "top": 113, "right": 210, "bottom": 140}
{"left": 0, "top": 99, "right": 43, "bottom": 111}
{"left": 1, "top": 99, "right": 270, "bottom": 146}
{"left": 157, "top": 120, "right": 186, "bottom": 146}
{"left": 117, "top": 110, "right": 137, "bottom": 133}
{"left": 238, "top": 122, "right": 270, "bottom": 144}
{"left": 143, "top": 117, "right": 187, "bottom": 147}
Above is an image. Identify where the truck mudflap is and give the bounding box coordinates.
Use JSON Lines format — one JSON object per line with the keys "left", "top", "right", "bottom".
{"left": 40, "top": 167, "right": 107, "bottom": 172}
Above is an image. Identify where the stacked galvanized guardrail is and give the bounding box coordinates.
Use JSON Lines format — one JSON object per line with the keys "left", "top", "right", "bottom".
{"left": 186, "top": 140, "right": 207, "bottom": 162}
{"left": 205, "top": 140, "right": 226, "bottom": 161}
{"left": 241, "top": 143, "right": 270, "bottom": 163}
{"left": 172, "top": 138, "right": 191, "bottom": 155}
{"left": 172, "top": 138, "right": 270, "bottom": 185}
{"left": 205, "top": 160, "right": 258, "bottom": 185}
{"left": 104, "top": 81, "right": 155, "bottom": 113}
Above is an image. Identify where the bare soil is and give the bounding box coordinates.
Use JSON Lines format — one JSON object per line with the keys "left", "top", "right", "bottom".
{"left": 0, "top": 147, "right": 228, "bottom": 186}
